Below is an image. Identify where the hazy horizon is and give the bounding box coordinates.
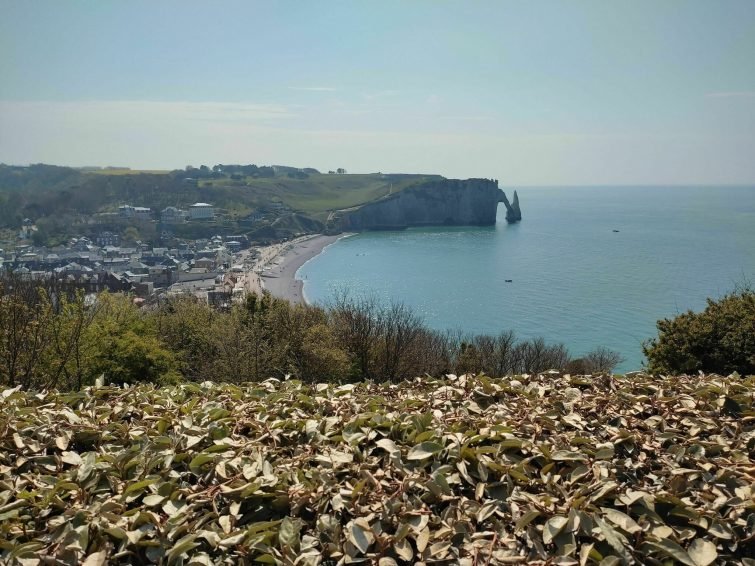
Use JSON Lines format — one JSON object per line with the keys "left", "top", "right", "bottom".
{"left": 2, "top": 1, "right": 754, "bottom": 185}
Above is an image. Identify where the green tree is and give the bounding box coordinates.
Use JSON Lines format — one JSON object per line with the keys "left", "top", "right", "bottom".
{"left": 122, "top": 226, "right": 141, "bottom": 244}
{"left": 153, "top": 296, "right": 216, "bottom": 380}
{"left": 90, "top": 330, "right": 180, "bottom": 385}
{"left": 40, "top": 289, "right": 99, "bottom": 389}
{"left": 644, "top": 289, "right": 755, "bottom": 375}
{"left": 0, "top": 281, "right": 51, "bottom": 387}
{"left": 86, "top": 293, "right": 180, "bottom": 386}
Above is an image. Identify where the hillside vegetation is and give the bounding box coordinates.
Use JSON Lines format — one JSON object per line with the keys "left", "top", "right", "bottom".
{"left": 0, "top": 276, "right": 616, "bottom": 391}
{"left": 1, "top": 372, "right": 753, "bottom": 564}
{"left": 644, "top": 288, "right": 755, "bottom": 376}
{"left": 197, "top": 173, "right": 438, "bottom": 222}
{"left": 0, "top": 164, "right": 436, "bottom": 243}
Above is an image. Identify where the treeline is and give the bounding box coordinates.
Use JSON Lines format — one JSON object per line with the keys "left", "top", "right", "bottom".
{"left": 0, "top": 163, "right": 277, "bottom": 234}
{"left": 183, "top": 164, "right": 276, "bottom": 179}
{"left": 0, "top": 275, "right": 622, "bottom": 391}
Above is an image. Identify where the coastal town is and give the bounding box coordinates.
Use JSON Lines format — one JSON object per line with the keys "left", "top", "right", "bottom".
{"left": 0, "top": 201, "right": 339, "bottom": 308}
{"left": 0, "top": 165, "right": 515, "bottom": 312}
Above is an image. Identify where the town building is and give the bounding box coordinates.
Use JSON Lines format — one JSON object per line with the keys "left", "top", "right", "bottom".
{"left": 161, "top": 207, "right": 188, "bottom": 223}
{"left": 189, "top": 203, "right": 215, "bottom": 220}
{"left": 118, "top": 205, "right": 152, "bottom": 220}
{"left": 18, "top": 218, "right": 37, "bottom": 240}
{"left": 96, "top": 231, "right": 120, "bottom": 247}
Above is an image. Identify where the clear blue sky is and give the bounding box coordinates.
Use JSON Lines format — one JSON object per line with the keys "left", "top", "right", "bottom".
{"left": 1, "top": 0, "right": 754, "bottom": 184}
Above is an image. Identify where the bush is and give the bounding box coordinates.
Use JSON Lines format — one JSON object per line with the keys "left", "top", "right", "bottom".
{"left": 3, "top": 374, "right": 754, "bottom": 563}
{"left": 565, "top": 346, "right": 625, "bottom": 375}
{"left": 643, "top": 289, "right": 755, "bottom": 375}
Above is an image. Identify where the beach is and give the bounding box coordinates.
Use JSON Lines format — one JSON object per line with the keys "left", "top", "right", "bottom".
{"left": 255, "top": 234, "right": 343, "bottom": 304}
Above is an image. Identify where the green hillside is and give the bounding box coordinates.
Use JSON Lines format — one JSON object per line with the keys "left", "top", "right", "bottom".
{"left": 199, "top": 173, "right": 436, "bottom": 221}
{"left": 0, "top": 164, "right": 439, "bottom": 244}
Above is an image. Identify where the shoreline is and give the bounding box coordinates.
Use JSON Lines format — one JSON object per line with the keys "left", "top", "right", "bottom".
{"left": 257, "top": 234, "right": 347, "bottom": 305}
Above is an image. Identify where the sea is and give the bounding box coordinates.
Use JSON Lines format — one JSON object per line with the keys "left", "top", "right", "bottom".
{"left": 297, "top": 186, "right": 755, "bottom": 372}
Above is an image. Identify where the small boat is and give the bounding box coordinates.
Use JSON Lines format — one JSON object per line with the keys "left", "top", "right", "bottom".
{"left": 505, "top": 279, "right": 513, "bottom": 283}
{"left": 612, "top": 229, "right": 620, "bottom": 233}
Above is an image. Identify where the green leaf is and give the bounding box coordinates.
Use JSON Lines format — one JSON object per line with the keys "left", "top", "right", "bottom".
{"left": 162, "top": 499, "right": 187, "bottom": 517}
{"left": 394, "top": 538, "right": 413, "bottom": 561}
{"left": 708, "top": 520, "right": 734, "bottom": 540}
{"left": 543, "top": 515, "right": 568, "bottom": 545}
{"left": 476, "top": 500, "right": 499, "bottom": 523}
{"left": 551, "top": 450, "right": 588, "bottom": 461}
{"left": 647, "top": 538, "right": 697, "bottom": 566}
{"left": 406, "top": 441, "right": 443, "bottom": 460}
{"left": 376, "top": 438, "right": 399, "bottom": 455}
{"left": 0, "top": 508, "right": 21, "bottom": 521}
{"left": 347, "top": 519, "right": 374, "bottom": 554}
{"left": 600, "top": 507, "right": 641, "bottom": 534}
{"left": 688, "top": 539, "right": 717, "bottom": 566}
{"left": 82, "top": 550, "right": 108, "bottom": 566}
{"left": 415, "top": 527, "right": 430, "bottom": 553}
{"left": 595, "top": 446, "right": 615, "bottom": 459}
{"left": 142, "top": 494, "right": 165, "bottom": 506}
{"left": 515, "top": 510, "right": 541, "bottom": 531}
{"left": 595, "top": 517, "right": 632, "bottom": 564}
{"left": 76, "top": 452, "right": 96, "bottom": 482}
{"left": 123, "top": 478, "right": 158, "bottom": 496}
{"left": 279, "top": 517, "right": 302, "bottom": 554}
{"left": 189, "top": 452, "right": 216, "bottom": 473}
{"left": 218, "top": 531, "right": 246, "bottom": 548}
{"left": 60, "top": 451, "right": 81, "bottom": 465}
{"left": 166, "top": 534, "right": 199, "bottom": 563}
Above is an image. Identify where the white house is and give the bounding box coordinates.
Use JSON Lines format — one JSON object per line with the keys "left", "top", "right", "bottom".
{"left": 18, "top": 218, "right": 37, "bottom": 240}
{"left": 161, "top": 207, "right": 188, "bottom": 223}
{"left": 119, "top": 205, "right": 152, "bottom": 220}
{"left": 189, "top": 203, "right": 215, "bottom": 220}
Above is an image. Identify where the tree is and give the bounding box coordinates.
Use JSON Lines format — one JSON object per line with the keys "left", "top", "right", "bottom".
{"left": 85, "top": 293, "right": 180, "bottom": 386}
{"left": 0, "top": 278, "right": 52, "bottom": 387}
{"left": 42, "top": 288, "right": 100, "bottom": 389}
{"left": 512, "top": 337, "right": 570, "bottom": 374}
{"left": 154, "top": 296, "right": 217, "bottom": 380}
{"left": 643, "top": 289, "right": 755, "bottom": 375}
{"left": 32, "top": 227, "right": 49, "bottom": 246}
{"left": 122, "top": 226, "right": 141, "bottom": 244}
{"left": 584, "top": 346, "right": 625, "bottom": 374}
{"left": 330, "top": 291, "right": 381, "bottom": 379}
{"left": 90, "top": 330, "right": 180, "bottom": 386}
{"left": 298, "top": 323, "right": 351, "bottom": 382}
{"left": 377, "top": 301, "right": 423, "bottom": 381}
{"left": 456, "top": 341, "right": 481, "bottom": 375}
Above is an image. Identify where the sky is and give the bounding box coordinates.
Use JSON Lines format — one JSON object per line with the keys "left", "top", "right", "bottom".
{"left": 1, "top": 0, "right": 754, "bottom": 185}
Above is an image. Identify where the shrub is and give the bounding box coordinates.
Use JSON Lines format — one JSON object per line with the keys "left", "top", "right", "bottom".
{"left": 643, "top": 289, "right": 755, "bottom": 375}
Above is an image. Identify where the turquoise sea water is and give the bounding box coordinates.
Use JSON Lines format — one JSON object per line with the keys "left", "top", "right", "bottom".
{"left": 298, "top": 186, "right": 755, "bottom": 372}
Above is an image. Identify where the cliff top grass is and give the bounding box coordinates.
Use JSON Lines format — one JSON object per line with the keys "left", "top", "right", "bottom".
{"left": 1, "top": 372, "right": 754, "bottom": 565}
{"left": 0, "top": 164, "right": 441, "bottom": 236}
{"left": 198, "top": 173, "right": 438, "bottom": 221}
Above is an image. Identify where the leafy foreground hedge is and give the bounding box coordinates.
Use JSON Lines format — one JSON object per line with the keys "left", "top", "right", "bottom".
{"left": 1, "top": 374, "right": 754, "bottom": 565}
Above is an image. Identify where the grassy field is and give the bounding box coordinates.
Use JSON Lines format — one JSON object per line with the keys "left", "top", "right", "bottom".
{"left": 1, "top": 165, "right": 441, "bottom": 241}
{"left": 200, "top": 173, "right": 435, "bottom": 221}
{"left": 85, "top": 169, "right": 171, "bottom": 176}
{"left": 1, "top": 372, "right": 753, "bottom": 564}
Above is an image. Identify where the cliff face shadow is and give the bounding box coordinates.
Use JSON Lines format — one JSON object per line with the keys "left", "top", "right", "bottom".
{"left": 338, "top": 178, "right": 520, "bottom": 231}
